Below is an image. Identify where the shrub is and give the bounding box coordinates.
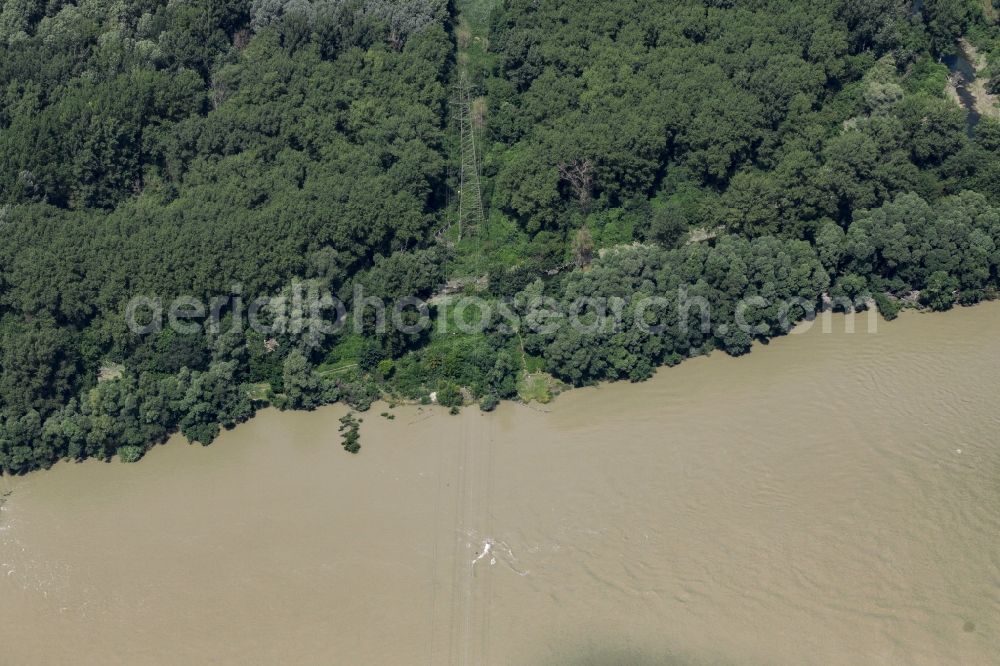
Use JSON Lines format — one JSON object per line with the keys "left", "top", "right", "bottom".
{"left": 117, "top": 446, "right": 144, "bottom": 464}
{"left": 436, "top": 383, "right": 463, "bottom": 408}
{"left": 872, "top": 292, "right": 902, "bottom": 321}
{"left": 479, "top": 393, "right": 499, "bottom": 412}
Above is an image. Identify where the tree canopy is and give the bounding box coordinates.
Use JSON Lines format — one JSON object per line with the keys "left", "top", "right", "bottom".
{"left": 3, "top": 0, "right": 1000, "bottom": 472}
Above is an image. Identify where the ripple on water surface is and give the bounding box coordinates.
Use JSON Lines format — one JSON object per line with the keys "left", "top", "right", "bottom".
{"left": 0, "top": 306, "right": 999, "bottom": 664}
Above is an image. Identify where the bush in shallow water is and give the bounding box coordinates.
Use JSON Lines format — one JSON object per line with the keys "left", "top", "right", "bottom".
{"left": 873, "top": 293, "right": 902, "bottom": 321}
{"left": 338, "top": 414, "right": 362, "bottom": 454}
{"left": 479, "top": 393, "right": 499, "bottom": 412}
{"left": 117, "top": 446, "right": 144, "bottom": 464}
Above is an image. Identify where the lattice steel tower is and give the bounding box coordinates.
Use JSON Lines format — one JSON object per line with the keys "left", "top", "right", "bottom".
{"left": 453, "top": 74, "right": 486, "bottom": 242}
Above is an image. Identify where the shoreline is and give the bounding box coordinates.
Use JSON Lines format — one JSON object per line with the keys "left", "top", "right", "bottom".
{"left": 946, "top": 38, "right": 1000, "bottom": 121}
{"left": 10, "top": 300, "right": 998, "bottom": 480}
{"left": 3, "top": 296, "right": 999, "bottom": 664}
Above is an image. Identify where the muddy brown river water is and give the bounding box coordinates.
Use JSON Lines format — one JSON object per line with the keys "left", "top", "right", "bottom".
{"left": 1, "top": 305, "right": 999, "bottom": 664}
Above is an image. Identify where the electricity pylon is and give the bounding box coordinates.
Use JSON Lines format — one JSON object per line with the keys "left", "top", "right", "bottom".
{"left": 453, "top": 74, "right": 486, "bottom": 242}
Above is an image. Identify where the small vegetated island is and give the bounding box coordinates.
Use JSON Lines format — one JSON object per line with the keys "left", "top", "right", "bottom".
{"left": 1, "top": 0, "right": 1000, "bottom": 471}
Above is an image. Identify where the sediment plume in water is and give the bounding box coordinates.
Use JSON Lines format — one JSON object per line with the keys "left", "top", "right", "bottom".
{"left": 0, "top": 305, "right": 998, "bottom": 664}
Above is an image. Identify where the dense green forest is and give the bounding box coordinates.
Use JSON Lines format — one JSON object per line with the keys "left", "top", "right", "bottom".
{"left": 3, "top": 0, "right": 1000, "bottom": 472}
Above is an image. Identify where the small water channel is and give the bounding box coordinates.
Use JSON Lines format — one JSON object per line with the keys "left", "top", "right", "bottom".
{"left": 943, "top": 46, "right": 982, "bottom": 131}
{"left": 913, "top": 0, "right": 981, "bottom": 131}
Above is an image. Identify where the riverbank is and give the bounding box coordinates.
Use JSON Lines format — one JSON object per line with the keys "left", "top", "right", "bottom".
{"left": 961, "top": 38, "right": 999, "bottom": 118}
{"left": 946, "top": 38, "right": 1000, "bottom": 121}
{"left": 2, "top": 303, "right": 999, "bottom": 664}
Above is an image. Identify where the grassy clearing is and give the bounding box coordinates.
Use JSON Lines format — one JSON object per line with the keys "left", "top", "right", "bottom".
{"left": 456, "top": 0, "right": 496, "bottom": 34}
{"left": 316, "top": 361, "right": 359, "bottom": 377}
{"left": 247, "top": 383, "right": 272, "bottom": 402}
{"left": 98, "top": 362, "right": 125, "bottom": 383}
{"left": 518, "top": 372, "right": 556, "bottom": 404}
{"left": 523, "top": 354, "right": 545, "bottom": 374}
